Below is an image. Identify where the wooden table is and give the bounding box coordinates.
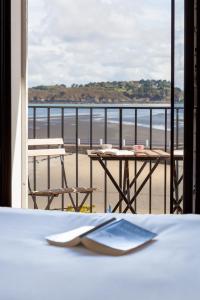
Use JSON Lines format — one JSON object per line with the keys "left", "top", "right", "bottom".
{"left": 87, "top": 149, "right": 183, "bottom": 213}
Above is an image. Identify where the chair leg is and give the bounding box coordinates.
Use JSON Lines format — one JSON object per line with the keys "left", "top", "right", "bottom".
{"left": 45, "top": 195, "right": 55, "bottom": 210}
{"left": 31, "top": 195, "right": 38, "bottom": 209}
{"left": 77, "top": 193, "right": 90, "bottom": 212}
{"left": 60, "top": 155, "right": 76, "bottom": 209}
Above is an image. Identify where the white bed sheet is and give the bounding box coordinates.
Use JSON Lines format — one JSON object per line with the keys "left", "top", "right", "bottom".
{"left": 0, "top": 208, "right": 199, "bottom": 300}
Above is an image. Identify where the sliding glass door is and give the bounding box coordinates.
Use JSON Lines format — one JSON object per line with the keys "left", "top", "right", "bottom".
{"left": 26, "top": 0, "right": 190, "bottom": 214}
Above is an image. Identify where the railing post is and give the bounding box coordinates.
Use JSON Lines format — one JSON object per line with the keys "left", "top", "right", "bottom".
{"left": 104, "top": 108, "right": 108, "bottom": 212}
{"left": 119, "top": 108, "right": 123, "bottom": 212}
{"left": 90, "top": 108, "right": 93, "bottom": 213}
{"left": 170, "top": 0, "right": 175, "bottom": 214}
{"left": 75, "top": 108, "right": 79, "bottom": 209}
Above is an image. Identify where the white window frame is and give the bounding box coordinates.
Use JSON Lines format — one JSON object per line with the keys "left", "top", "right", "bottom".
{"left": 11, "top": 0, "right": 28, "bottom": 208}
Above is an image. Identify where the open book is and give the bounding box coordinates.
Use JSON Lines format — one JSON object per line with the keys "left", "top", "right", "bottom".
{"left": 91, "top": 149, "right": 135, "bottom": 156}
{"left": 46, "top": 218, "right": 157, "bottom": 256}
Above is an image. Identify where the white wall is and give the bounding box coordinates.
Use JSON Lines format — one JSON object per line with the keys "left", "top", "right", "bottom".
{"left": 11, "top": 0, "right": 28, "bottom": 208}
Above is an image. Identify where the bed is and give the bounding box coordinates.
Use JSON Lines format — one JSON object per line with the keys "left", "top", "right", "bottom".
{"left": 0, "top": 208, "right": 199, "bottom": 300}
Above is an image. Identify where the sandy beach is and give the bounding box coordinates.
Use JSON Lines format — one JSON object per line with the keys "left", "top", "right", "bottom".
{"left": 28, "top": 115, "right": 183, "bottom": 213}
{"left": 28, "top": 153, "right": 183, "bottom": 214}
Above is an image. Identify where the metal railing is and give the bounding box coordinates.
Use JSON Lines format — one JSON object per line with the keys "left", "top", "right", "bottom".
{"left": 28, "top": 103, "right": 184, "bottom": 214}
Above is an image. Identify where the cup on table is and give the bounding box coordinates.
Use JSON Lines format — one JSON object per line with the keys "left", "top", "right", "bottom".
{"left": 132, "top": 145, "right": 144, "bottom": 151}
{"left": 101, "top": 144, "right": 112, "bottom": 149}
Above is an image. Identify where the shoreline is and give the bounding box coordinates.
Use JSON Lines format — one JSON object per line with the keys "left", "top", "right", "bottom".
{"left": 29, "top": 116, "right": 183, "bottom": 148}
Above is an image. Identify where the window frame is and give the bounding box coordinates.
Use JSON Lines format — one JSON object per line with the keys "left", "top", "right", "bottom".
{"left": 0, "top": 0, "right": 198, "bottom": 211}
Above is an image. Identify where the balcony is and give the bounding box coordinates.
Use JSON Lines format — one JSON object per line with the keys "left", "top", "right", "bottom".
{"left": 28, "top": 103, "right": 184, "bottom": 214}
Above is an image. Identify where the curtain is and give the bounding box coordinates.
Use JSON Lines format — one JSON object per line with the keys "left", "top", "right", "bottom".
{"left": 183, "top": 0, "right": 200, "bottom": 213}
{"left": 0, "top": 0, "right": 11, "bottom": 207}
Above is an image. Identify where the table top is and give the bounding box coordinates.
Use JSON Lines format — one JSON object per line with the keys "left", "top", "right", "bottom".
{"left": 87, "top": 149, "right": 183, "bottom": 161}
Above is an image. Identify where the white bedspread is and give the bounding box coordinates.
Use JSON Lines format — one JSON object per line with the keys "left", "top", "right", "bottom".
{"left": 0, "top": 208, "right": 199, "bottom": 300}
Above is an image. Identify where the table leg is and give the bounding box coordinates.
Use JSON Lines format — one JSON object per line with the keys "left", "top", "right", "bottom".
{"left": 126, "top": 161, "right": 131, "bottom": 203}
{"left": 122, "top": 161, "right": 131, "bottom": 210}
{"left": 97, "top": 157, "right": 136, "bottom": 214}
{"left": 123, "top": 158, "right": 161, "bottom": 213}
{"left": 173, "top": 161, "right": 183, "bottom": 214}
{"left": 112, "top": 161, "right": 148, "bottom": 212}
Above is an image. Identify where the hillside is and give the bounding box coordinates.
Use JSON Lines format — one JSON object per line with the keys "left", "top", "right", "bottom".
{"left": 29, "top": 80, "right": 183, "bottom": 104}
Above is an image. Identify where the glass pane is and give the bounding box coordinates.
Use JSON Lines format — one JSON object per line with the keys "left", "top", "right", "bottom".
{"left": 28, "top": 0, "right": 184, "bottom": 214}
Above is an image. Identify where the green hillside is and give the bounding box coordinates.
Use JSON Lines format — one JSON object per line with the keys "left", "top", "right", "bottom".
{"left": 29, "top": 80, "right": 183, "bottom": 104}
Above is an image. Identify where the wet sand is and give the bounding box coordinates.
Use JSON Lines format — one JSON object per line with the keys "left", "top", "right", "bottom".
{"left": 29, "top": 115, "right": 183, "bottom": 148}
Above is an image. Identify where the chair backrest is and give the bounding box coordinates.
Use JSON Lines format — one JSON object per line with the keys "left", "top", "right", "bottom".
{"left": 28, "top": 138, "right": 70, "bottom": 193}
{"left": 28, "top": 138, "right": 66, "bottom": 157}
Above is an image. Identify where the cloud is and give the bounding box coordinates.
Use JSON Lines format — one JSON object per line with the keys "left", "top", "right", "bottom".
{"left": 28, "top": 0, "right": 184, "bottom": 88}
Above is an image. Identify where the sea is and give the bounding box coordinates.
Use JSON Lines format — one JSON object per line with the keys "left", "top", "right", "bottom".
{"left": 28, "top": 103, "right": 184, "bottom": 146}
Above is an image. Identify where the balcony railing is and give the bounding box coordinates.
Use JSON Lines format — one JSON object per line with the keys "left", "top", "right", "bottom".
{"left": 28, "top": 103, "right": 184, "bottom": 214}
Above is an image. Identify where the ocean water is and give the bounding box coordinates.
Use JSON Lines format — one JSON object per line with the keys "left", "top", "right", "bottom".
{"left": 28, "top": 105, "right": 184, "bottom": 132}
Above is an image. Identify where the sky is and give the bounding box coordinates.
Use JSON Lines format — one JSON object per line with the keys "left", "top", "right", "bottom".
{"left": 28, "top": 0, "right": 184, "bottom": 88}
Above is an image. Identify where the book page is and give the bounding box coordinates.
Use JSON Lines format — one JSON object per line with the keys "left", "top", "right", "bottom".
{"left": 46, "top": 226, "right": 94, "bottom": 247}
{"left": 91, "top": 149, "right": 119, "bottom": 155}
{"left": 92, "top": 149, "right": 134, "bottom": 156}
{"left": 114, "top": 150, "right": 134, "bottom": 156}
